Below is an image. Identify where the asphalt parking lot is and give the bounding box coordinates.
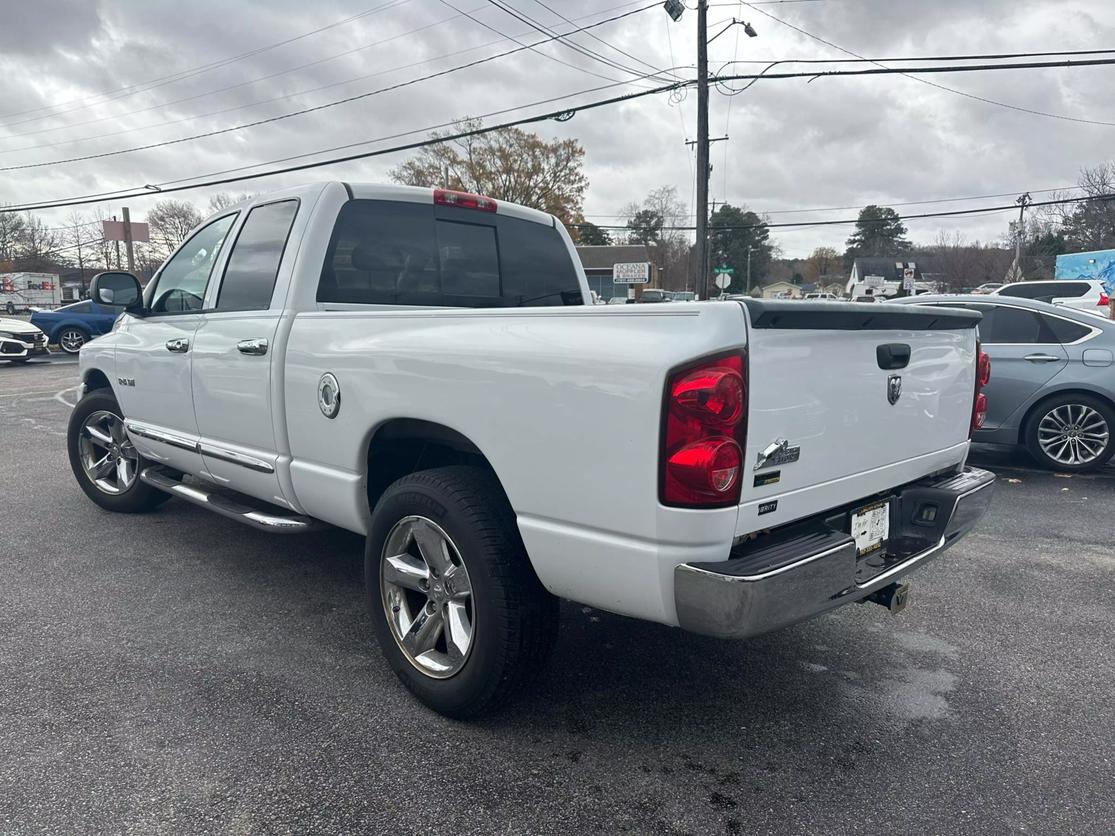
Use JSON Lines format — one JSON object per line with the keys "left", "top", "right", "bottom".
{"left": 1, "top": 359, "right": 1112, "bottom": 835}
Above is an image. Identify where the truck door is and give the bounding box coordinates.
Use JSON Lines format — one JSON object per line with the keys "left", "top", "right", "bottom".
{"left": 190, "top": 199, "right": 300, "bottom": 508}
{"left": 116, "top": 212, "right": 239, "bottom": 475}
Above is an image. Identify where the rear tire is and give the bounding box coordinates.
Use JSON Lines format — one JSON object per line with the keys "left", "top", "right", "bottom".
{"left": 67, "top": 389, "right": 170, "bottom": 513}
{"left": 1024, "top": 393, "right": 1115, "bottom": 472}
{"left": 57, "top": 327, "right": 90, "bottom": 354}
{"left": 365, "top": 466, "right": 558, "bottom": 718}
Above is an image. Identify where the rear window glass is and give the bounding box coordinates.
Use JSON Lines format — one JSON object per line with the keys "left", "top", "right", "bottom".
{"left": 998, "top": 281, "right": 1090, "bottom": 300}
{"left": 317, "top": 199, "right": 583, "bottom": 307}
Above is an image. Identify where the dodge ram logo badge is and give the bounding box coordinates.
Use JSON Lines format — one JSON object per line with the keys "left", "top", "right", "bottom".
{"left": 317, "top": 373, "right": 341, "bottom": 419}
{"left": 754, "top": 438, "right": 800, "bottom": 471}
{"left": 887, "top": 374, "right": 902, "bottom": 405}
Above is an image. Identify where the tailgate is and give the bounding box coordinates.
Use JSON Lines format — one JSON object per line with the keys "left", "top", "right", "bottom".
{"left": 737, "top": 301, "right": 981, "bottom": 532}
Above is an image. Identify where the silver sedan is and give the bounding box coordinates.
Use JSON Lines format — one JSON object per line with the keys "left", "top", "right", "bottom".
{"left": 895, "top": 294, "right": 1115, "bottom": 471}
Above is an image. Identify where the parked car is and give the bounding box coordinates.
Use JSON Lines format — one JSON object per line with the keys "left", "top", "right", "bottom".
{"left": 990, "top": 279, "right": 1110, "bottom": 316}
{"left": 804, "top": 292, "right": 838, "bottom": 300}
{"left": 636, "top": 289, "right": 673, "bottom": 303}
{"left": 69, "top": 183, "right": 993, "bottom": 718}
{"left": 30, "top": 296, "right": 128, "bottom": 354}
{"left": 895, "top": 294, "right": 1115, "bottom": 471}
{"left": 972, "top": 283, "right": 1003, "bottom": 295}
{"left": 0, "top": 317, "right": 49, "bottom": 363}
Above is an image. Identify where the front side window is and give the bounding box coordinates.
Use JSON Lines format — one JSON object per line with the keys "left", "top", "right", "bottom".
{"left": 317, "top": 199, "right": 582, "bottom": 308}
{"left": 215, "top": 200, "right": 299, "bottom": 311}
{"left": 148, "top": 214, "right": 237, "bottom": 314}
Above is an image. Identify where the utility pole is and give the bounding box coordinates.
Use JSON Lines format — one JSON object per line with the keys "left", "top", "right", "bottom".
{"left": 694, "top": 0, "right": 710, "bottom": 301}
{"left": 122, "top": 206, "right": 136, "bottom": 273}
{"left": 1012, "top": 192, "right": 1031, "bottom": 283}
{"left": 746, "top": 247, "right": 753, "bottom": 295}
{"left": 112, "top": 215, "right": 122, "bottom": 269}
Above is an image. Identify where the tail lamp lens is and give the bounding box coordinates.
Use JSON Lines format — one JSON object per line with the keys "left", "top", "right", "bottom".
{"left": 661, "top": 353, "right": 747, "bottom": 507}
{"left": 970, "top": 348, "right": 990, "bottom": 436}
{"left": 971, "top": 393, "right": 988, "bottom": 432}
{"left": 1098, "top": 292, "right": 1109, "bottom": 307}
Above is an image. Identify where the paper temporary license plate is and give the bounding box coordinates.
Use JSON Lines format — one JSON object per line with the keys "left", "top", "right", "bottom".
{"left": 851, "top": 500, "right": 890, "bottom": 556}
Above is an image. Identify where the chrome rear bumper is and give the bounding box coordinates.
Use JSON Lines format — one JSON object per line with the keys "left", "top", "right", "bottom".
{"left": 674, "top": 467, "right": 996, "bottom": 639}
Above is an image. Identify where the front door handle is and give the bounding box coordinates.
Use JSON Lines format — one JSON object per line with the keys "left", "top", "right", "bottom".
{"left": 237, "top": 338, "right": 268, "bottom": 356}
{"left": 165, "top": 338, "right": 190, "bottom": 353}
{"left": 1024, "top": 353, "right": 1062, "bottom": 363}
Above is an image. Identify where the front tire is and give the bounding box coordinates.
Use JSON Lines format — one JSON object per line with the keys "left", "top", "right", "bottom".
{"left": 1024, "top": 393, "right": 1115, "bottom": 472}
{"left": 67, "top": 389, "right": 170, "bottom": 512}
{"left": 57, "top": 326, "right": 90, "bottom": 354}
{"left": 366, "top": 466, "right": 558, "bottom": 718}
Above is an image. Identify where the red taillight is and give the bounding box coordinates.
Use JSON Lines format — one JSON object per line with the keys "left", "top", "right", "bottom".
{"left": 1097, "top": 292, "right": 1109, "bottom": 306}
{"left": 970, "top": 346, "right": 991, "bottom": 435}
{"left": 433, "top": 188, "right": 497, "bottom": 212}
{"left": 661, "top": 352, "right": 747, "bottom": 507}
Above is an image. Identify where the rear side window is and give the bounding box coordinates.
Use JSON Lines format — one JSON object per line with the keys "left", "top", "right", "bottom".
{"left": 216, "top": 200, "right": 299, "bottom": 311}
{"left": 1040, "top": 314, "right": 1092, "bottom": 344}
{"left": 979, "top": 306, "right": 1045, "bottom": 343}
{"left": 318, "top": 199, "right": 582, "bottom": 307}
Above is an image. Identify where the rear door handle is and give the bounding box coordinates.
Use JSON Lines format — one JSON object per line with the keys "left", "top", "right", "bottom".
{"left": 1024, "top": 353, "right": 1062, "bottom": 363}
{"left": 165, "top": 338, "right": 189, "bottom": 353}
{"left": 237, "top": 338, "right": 268, "bottom": 356}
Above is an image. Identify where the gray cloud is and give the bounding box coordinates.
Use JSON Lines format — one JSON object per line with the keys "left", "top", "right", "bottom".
{"left": 0, "top": 0, "right": 1113, "bottom": 256}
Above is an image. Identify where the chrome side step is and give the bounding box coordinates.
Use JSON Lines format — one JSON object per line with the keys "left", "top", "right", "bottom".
{"left": 140, "top": 466, "right": 322, "bottom": 534}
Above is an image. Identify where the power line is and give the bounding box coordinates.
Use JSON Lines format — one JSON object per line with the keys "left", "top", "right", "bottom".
{"left": 0, "top": 0, "right": 415, "bottom": 127}
{"left": 0, "top": 3, "right": 665, "bottom": 175}
{"left": 0, "top": 3, "right": 492, "bottom": 146}
{"left": 7, "top": 52, "right": 1115, "bottom": 178}
{"left": 482, "top": 0, "right": 679, "bottom": 84}
{"left": 737, "top": 1, "right": 1115, "bottom": 128}
{"left": 0, "top": 3, "right": 666, "bottom": 158}
{"left": 525, "top": 0, "right": 683, "bottom": 83}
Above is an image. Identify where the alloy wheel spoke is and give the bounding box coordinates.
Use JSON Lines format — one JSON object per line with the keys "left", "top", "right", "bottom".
{"left": 93, "top": 454, "right": 115, "bottom": 479}
{"left": 383, "top": 553, "right": 430, "bottom": 592}
{"left": 116, "top": 458, "right": 132, "bottom": 487}
{"left": 413, "top": 520, "right": 454, "bottom": 576}
{"left": 402, "top": 606, "right": 443, "bottom": 656}
{"left": 444, "top": 564, "right": 472, "bottom": 600}
{"left": 85, "top": 424, "right": 113, "bottom": 447}
{"left": 444, "top": 601, "right": 472, "bottom": 661}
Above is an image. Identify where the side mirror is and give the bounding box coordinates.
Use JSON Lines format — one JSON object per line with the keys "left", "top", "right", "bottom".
{"left": 90, "top": 271, "right": 143, "bottom": 312}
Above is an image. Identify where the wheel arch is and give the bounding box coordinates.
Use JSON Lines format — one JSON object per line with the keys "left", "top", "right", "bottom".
{"left": 365, "top": 418, "right": 514, "bottom": 515}
{"left": 1017, "top": 386, "right": 1115, "bottom": 444}
{"left": 82, "top": 367, "right": 114, "bottom": 395}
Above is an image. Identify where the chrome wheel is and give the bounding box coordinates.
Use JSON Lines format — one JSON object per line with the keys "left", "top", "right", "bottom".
{"left": 380, "top": 515, "right": 475, "bottom": 679}
{"left": 59, "top": 328, "right": 87, "bottom": 354}
{"left": 78, "top": 410, "right": 138, "bottom": 495}
{"left": 1037, "top": 403, "right": 1110, "bottom": 466}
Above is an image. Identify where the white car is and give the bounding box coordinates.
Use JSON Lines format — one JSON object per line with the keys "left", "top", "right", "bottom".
{"left": 804, "top": 292, "right": 838, "bottom": 300}
{"left": 991, "top": 279, "right": 1110, "bottom": 315}
{"left": 0, "top": 317, "right": 49, "bottom": 363}
{"left": 69, "top": 182, "right": 995, "bottom": 717}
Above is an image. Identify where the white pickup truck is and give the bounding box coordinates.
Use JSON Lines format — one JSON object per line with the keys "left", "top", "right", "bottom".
{"left": 69, "top": 182, "right": 995, "bottom": 717}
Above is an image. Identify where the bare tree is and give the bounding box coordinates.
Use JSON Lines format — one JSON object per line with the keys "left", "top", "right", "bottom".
{"left": 207, "top": 192, "right": 254, "bottom": 214}
{"left": 63, "top": 211, "right": 93, "bottom": 292}
{"left": 147, "top": 199, "right": 202, "bottom": 260}
{"left": 0, "top": 207, "right": 26, "bottom": 266}
{"left": 803, "top": 246, "right": 840, "bottom": 283}
{"left": 17, "top": 213, "right": 63, "bottom": 271}
{"left": 622, "top": 186, "right": 692, "bottom": 291}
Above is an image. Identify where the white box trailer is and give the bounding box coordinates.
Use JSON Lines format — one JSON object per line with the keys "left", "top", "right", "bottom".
{"left": 0, "top": 273, "right": 63, "bottom": 313}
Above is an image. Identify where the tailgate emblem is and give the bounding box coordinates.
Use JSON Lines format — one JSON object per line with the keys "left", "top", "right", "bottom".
{"left": 754, "top": 438, "right": 800, "bottom": 471}
{"left": 887, "top": 374, "right": 902, "bottom": 405}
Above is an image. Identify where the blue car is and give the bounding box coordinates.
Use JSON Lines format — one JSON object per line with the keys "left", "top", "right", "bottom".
{"left": 30, "top": 298, "right": 125, "bottom": 354}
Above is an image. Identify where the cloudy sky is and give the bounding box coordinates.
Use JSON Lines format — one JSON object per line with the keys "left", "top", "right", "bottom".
{"left": 1, "top": 0, "right": 1113, "bottom": 257}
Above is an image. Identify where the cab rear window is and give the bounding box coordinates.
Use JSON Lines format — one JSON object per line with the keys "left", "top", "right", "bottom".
{"left": 317, "top": 199, "right": 583, "bottom": 307}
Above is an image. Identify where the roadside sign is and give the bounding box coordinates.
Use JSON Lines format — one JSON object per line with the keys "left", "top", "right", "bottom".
{"left": 613, "top": 262, "right": 650, "bottom": 284}
{"left": 103, "top": 220, "right": 150, "bottom": 243}
{"left": 715, "top": 274, "right": 731, "bottom": 289}
{"left": 713, "top": 266, "right": 734, "bottom": 275}
{"left": 864, "top": 274, "right": 884, "bottom": 288}
{"left": 902, "top": 267, "right": 915, "bottom": 291}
